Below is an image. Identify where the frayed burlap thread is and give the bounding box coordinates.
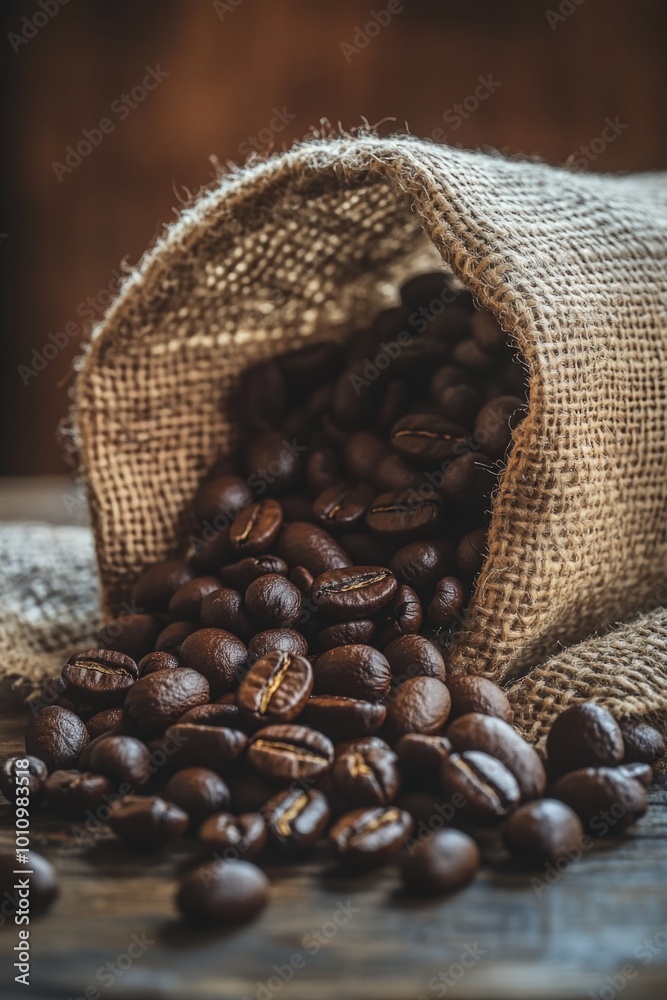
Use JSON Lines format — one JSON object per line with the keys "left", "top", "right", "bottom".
{"left": 50, "top": 136, "right": 667, "bottom": 739}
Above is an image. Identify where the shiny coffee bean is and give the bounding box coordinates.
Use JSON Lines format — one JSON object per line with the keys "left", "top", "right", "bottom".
{"left": 0, "top": 755, "right": 48, "bottom": 804}
{"left": 263, "top": 788, "right": 330, "bottom": 849}
{"left": 334, "top": 736, "right": 390, "bottom": 757}
{"left": 289, "top": 564, "right": 315, "bottom": 598}
{"left": 245, "top": 575, "right": 302, "bottom": 629}
{"left": 400, "top": 829, "right": 480, "bottom": 895}
{"left": 43, "top": 769, "right": 114, "bottom": 818}
{"left": 131, "top": 559, "right": 193, "bottom": 613}
{"left": 553, "top": 767, "right": 648, "bottom": 834}
{"left": 374, "top": 585, "right": 422, "bottom": 646}
{"left": 318, "top": 619, "right": 376, "bottom": 651}
{"left": 330, "top": 806, "right": 413, "bottom": 868}
{"left": 332, "top": 746, "right": 400, "bottom": 806}
{"left": 155, "top": 621, "right": 198, "bottom": 656}
{"left": 456, "top": 528, "right": 487, "bottom": 581}
{"left": 446, "top": 714, "right": 546, "bottom": 802}
{"left": 428, "top": 577, "right": 467, "bottom": 628}
{"left": 390, "top": 414, "right": 467, "bottom": 465}
{"left": 176, "top": 859, "right": 269, "bottom": 923}
{"left": 198, "top": 811, "right": 267, "bottom": 861}
{"left": 619, "top": 719, "right": 665, "bottom": 765}
{"left": 473, "top": 395, "right": 525, "bottom": 459}
{"left": 248, "top": 629, "right": 308, "bottom": 661}
{"left": 229, "top": 500, "right": 283, "bottom": 555}
{"left": 384, "top": 634, "right": 446, "bottom": 683}
{"left": 108, "top": 795, "right": 189, "bottom": 847}
{"left": 124, "top": 667, "right": 210, "bottom": 736}
{"left": 164, "top": 724, "right": 248, "bottom": 772}
{"left": 395, "top": 734, "right": 452, "bottom": 786}
{"left": 0, "top": 850, "right": 59, "bottom": 915}
{"left": 616, "top": 762, "right": 653, "bottom": 786}
{"left": 96, "top": 613, "right": 163, "bottom": 661}
{"left": 138, "top": 651, "right": 180, "bottom": 677}
{"left": 366, "top": 490, "right": 441, "bottom": 539}
{"left": 178, "top": 630, "right": 248, "bottom": 698}
{"left": 313, "top": 483, "right": 372, "bottom": 533}
{"left": 169, "top": 576, "right": 221, "bottom": 622}
{"left": 247, "top": 724, "right": 334, "bottom": 784}
{"left": 88, "top": 735, "right": 152, "bottom": 789}
{"left": 177, "top": 702, "right": 244, "bottom": 729}
{"left": 25, "top": 706, "right": 89, "bottom": 772}
{"left": 300, "top": 696, "right": 387, "bottom": 743}
{"left": 389, "top": 540, "right": 454, "bottom": 601}
{"left": 313, "top": 645, "right": 391, "bottom": 702}
{"left": 277, "top": 521, "right": 352, "bottom": 576}
{"left": 385, "top": 677, "right": 451, "bottom": 740}
{"left": 62, "top": 649, "right": 138, "bottom": 708}
{"left": 440, "top": 750, "right": 520, "bottom": 822}
{"left": 237, "top": 651, "right": 313, "bottom": 724}
{"left": 446, "top": 675, "right": 513, "bottom": 723}
{"left": 502, "top": 800, "right": 584, "bottom": 867}
{"left": 162, "top": 768, "right": 230, "bottom": 824}
{"left": 219, "top": 555, "right": 288, "bottom": 591}
{"left": 546, "top": 702, "right": 624, "bottom": 775}
{"left": 311, "top": 566, "right": 397, "bottom": 620}
{"left": 194, "top": 474, "right": 253, "bottom": 525}
{"left": 199, "top": 588, "right": 253, "bottom": 640}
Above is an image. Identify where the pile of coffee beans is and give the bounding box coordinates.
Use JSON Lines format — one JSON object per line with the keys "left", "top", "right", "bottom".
{"left": 1, "top": 272, "right": 664, "bottom": 923}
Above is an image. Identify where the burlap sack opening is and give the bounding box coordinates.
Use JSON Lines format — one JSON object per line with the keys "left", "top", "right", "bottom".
{"left": 60, "top": 136, "right": 667, "bottom": 740}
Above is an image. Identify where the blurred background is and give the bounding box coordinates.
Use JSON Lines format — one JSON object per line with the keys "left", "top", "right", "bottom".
{"left": 1, "top": 0, "right": 666, "bottom": 476}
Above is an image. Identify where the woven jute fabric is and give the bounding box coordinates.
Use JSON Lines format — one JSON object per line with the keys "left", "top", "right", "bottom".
{"left": 7, "top": 135, "right": 667, "bottom": 741}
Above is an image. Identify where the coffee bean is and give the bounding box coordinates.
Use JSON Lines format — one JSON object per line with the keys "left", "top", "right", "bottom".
{"left": 473, "top": 395, "right": 525, "bottom": 459}
{"left": 427, "top": 576, "right": 467, "bottom": 629}
{"left": 446, "top": 714, "right": 546, "bottom": 801}
{"left": 245, "top": 574, "right": 302, "bottom": 629}
{"left": 131, "top": 559, "right": 193, "bottom": 612}
{"left": 366, "top": 490, "right": 441, "bottom": 539}
{"left": 313, "top": 645, "right": 391, "bottom": 702}
{"left": 312, "top": 566, "right": 397, "bottom": 620}
{"left": 176, "top": 859, "right": 269, "bottom": 923}
{"left": 0, "top": 755, "right": 48, "bottom": 804}
{"left": 0, "top": 850, "right": 59, "bottom": 915}
{"left": 440, "top": 750, "right": 520, "bottom": 822}
{"left": 25, "top": 706, "right": 89, "bottom": 772}
{"left": 439, "top": 452, "right": 493, "bottom": 507}
{"left": 343, "top": 432, "right": 390, "bottom": 483}
{"left": 395, "top": 734, "right": 452, "bottom": 786}
{"left": 318, "top": 619, "right": 376, "bottom": 652}
{"left": 263, "top": 788, "right": 330, "bottom": 849}
{"left": 332, "top": 746, "right": 400, "bottom": 806}
{"left": 138, "top": 651, "right": 180, "bottom": 677}
{"left": 390, "top": 414, "right": 467, "bottom": 465}
{"left": 165, "top": 724, "right": 248, "bottom": 772}
{"left": 289, "top": 565, "right": 315, "bottom": 597}
{"left": 237, "top": 651, "right": 313, "bottom": 724}
{"left": 450, "top": 338, "right": 495, "bottom": 375}
{"left": 306, "top": 447, "right": 340, "bottom": 495}
{"left": 546, "top": 702, "right": 624, "bottom": 775}
{"left": 124, "top": 668, "right": 210, "bottom": 736}
{"left": 313, "top": 484, "right": 373, "bottom": 533}
{"left": 389, "top": 541, "right": 454, "bottom": 601}
{"left": 247, "top": 724, "right": 334, "bottom": 784}
{"left": 330, "top": 806, "right": 413, "bottom": 868}
{"left": 219, "top": 555, "right": 289, "bottom": 591}
{"left": 502, "top": 799, "right": 584, "bottom": 866}
{"left": 374, "top": 454, "right": 421, "bottom": 492}
{"left": 456, "top": 528, "right": 487, "bottom": 581}
{"left": 162, "top": 768, "right": 230, "bottom": 823}
{"left": 446, "top": 675, "right": 513, "bottom": 723}
{"left": 108, "top": 795, "right": 189, "bottom": 846}
{"left": 400, "top": 271, "right": 454, "bottom": 311}
{"left": 155, "top": 621, "right": 198, "bottom": 656}
{"left": 177, "top": 702, "right": 245, "bottom": 729}
{"left": 471, "top": 309, "right": 506, "bottom": 354}
{"left": 616, "top": 762, "right": 653, "bottom": 786}
{"left": 178, "top": 630, "right": 248, "bottom": 698}
{"left": 44, "top": 769, "right": 114, "bottom": 818}
{"left": 88, "top": 735, "right": 152, "bottom": 789}
{"left": 62, "top": 649, "right": 138, "bottom": 708}
{"left": 334, "top": 736, "right": 390, "bottom": 757}
{"left": 553, "top": 767, "right": 648, "bottom": 834}
{"left": 330, "top": 362, "right": 384, "bottom": 431}
{"left": 248, "top": 629, "right": 308, "bottom": 661}
{"left": 96, "top": 613, "right": 163, "bottom": 661}
{"left": 245, "top": 431, "right": 302, "bottom": 495}
{"left": 384, "top": 634, "right": 446, "bottom": 683}
{"left": 229, "top": 500, "right": 284, "bottom": 555}
{"left": 169, "top": 576, "right": 221, "bottom": 622}
{"left": 385, "top": 677, "right": 451, "bottom": 740}
{"left": 194, "top": 474, "right": 253, "bottom": 525}
{"left": 198, "top": 811, "right": 267, "bottom": 861}
{"left": 374, "top": 584, "right": 422, "bottom": 646}
{"left": 400, "top": 829, "right": 480, "bottom": 895}
{"left": 277, "top": 522, "right": 352, "bottom": 576}
{"left": 191, "top": 526, "right": 233, "bottom": 575}
{"left": 199, "top": 588, "right": 253, "bottom": 640}
{"left": 300, "top": 696, "right": 387, "bottom": 743}
{"left": 619, "top": 719, "right": 665, "bottom": 765}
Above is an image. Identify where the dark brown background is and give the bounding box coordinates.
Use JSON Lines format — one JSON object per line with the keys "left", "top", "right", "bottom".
{"left": 1, "top": 0, "right": 666, "bottom": 474}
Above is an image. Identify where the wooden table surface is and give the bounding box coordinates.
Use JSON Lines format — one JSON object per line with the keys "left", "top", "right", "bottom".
{"left": 1, "top": 481, "right": 667, "bottom": 1000}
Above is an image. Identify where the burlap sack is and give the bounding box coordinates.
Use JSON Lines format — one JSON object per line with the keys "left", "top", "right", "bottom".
{"left": 6, "top": 135, "right": 667, "bottom": 742}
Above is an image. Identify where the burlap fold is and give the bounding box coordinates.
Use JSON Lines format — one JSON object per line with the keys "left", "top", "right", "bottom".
{"left": 11, "top": 134, "right": 667, "bottom": 740}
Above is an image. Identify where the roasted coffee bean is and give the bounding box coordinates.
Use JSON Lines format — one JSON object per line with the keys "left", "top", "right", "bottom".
{"left": 162, "top": 768, "right": 230, "bottom": 823}
{"left": 440, "top": 750, "right": 521, "bottom": 822}
{"left": 155, "top": 621, "right": 198, "bottom": 656}
{"left": 108, "top": 795, "right": 189, "bottom": 846}
{"left": 279, "top": 340, "right": 345, "bottom": 393}
{"left": 289, "top": 564, "right": 315, "bottom": 597}
{"left": 553, "top": 767, "right": 648, "bottom": 834}
{"left": 124, "top": 668, "right": 210, "bottom": 736}
{"left": 374, "top": 453, "right": 421, "bottom": 492}
{"left": 330, "top": 362, "right": 384, "bottom": 431}
{"left": 471, "top": 309, "right": 506, "bottom": 354}
{"left": 446, "top": 714, "right": 546, "bottom": 801}
{"left": 247, "top": 724, "right": 334, "bottom": 784}
{"left": 428, "top": 576, "right": 467, "bottom": 628}
{"left": 43, "top": 769, "right": 114, "bottom": 818}
{"left": 177, "top": 702, "right": 244, "bottom": 729}
{"left": 616, "top": 762, "right": 653, "bottom": 786}
{"left": 229, "top": 500, "right": 284, "bottom": 555}
{"left": 374, "top": 584, "right": 422, "bottom": 646}
{"left": 88, "top": 735, "right": 152, "bottom": 789}
{"left": 502, "top": 799, "right": 585, "bottom": 867}
{"left": 176, "top": 859, "right": 269, "bottom": 923}
{"left": 300, "top": 696, "right": 387, "bottom": 743}
{"left": 385, "top": 677, "right": 451, "bottom": 740}
{"left": 245, "top": 431, "right": 302, "bottom": 495}
{"left": 433, "top": 382, "right": 482, "bottom": 426}
{"left": 131, "top": 559, "right": 193, "bottom": 612}
{"left": 199, "top": 588, "right": 253, "bottom": 640}
{"left": 0, "top": 755, "right": 48, "bottom": 804}
{"left": 311, "top": 566, "right": 396, "bottom": 620}
{"left": 456, "top": 528, "right": 487, "bottom": 581}
{"left": 313, "top": 645, "right": 391, "bottom": 702}
{"left": 332, "top": 746, "right": 400, "bottom": 806}
{"left": 138, "top": 651, "right": 180, "bottom": 677}
{"left": 238, "top": 358, "right": 286, "bottom": 428}
{"left": 384, "top": 634, "right": 446, "bottom": 683}
{"left": 400, "top": 270, "right": 453, "bottom": 311}
{"left": 318, "top": 619, "right": 376, "bottom": 652}
{"left": 194, "top": 474, "right": 253, "bottom": 525}
{"left": 334, "top": 736, "right": 391, "bottom": 757}
{"left": 96, "top": 613, "right": 163, "bottom": 661}
{"left": 245, "top": 574, "right": 302, "bottom": 629}
{"left": 439, "top": 452, "right": 493, "bottom": 507}
{"left": 25, "top": 706, "right": 89, "bottom": 772}
{"left": 313, "top": 483, "right": 373, "bottom": 532}
{"left": 277, "top": 522, "right": 351, "bottom": 576}
{"left": 400, "top": 829, "right": 480, "bottom": 895}
{"left": 0, "top": 850, "right": 59, "bottom": 915}
{"left": 366, "top": 490, "right": 441, "bottom": 539}
{"left": 619, "top": 719, "right": 665, "bottom": 765}
{"left": 390, "top": 414, "right": 467, "bottom": 465}
{"left": 62, "top": 649, "right": 138, "bottom": 708}
{"left": 395, "top": 734, "right": 452, "bottom": 785}
{"left": 179, "top": 629, "right": 248, "bottom": 697}
{"left": 450, "top": 337, "right": 495, "bottom": 375}
{"left": 169, "top": 576, "right": 221, "bottom": 622}
{"left": 343, "top": 432, "right": 390, "bottom": 483}
{"left": 446, "top": 675, "right": 513, "bottom": 723}
{"left": 248, "top": 629, "right": 308, "bottom": 661}
{"left": 165, "top": 724, "right": 248, "bottom": 772}
{"left": 263, "top": 788, "right": 330, "bottom": 849}
{"left": 473, "top": 395, "right": 525, "bottom": 459}
{"left": 191, "top": 526, "right": 233, "bottom": 575}
{"left": 199, "top": 811, "right": 267, "bottom": 861}
{"left": 219, "top": 555, "right": 289, "bottom": 591}
{"left": 389, "top": 540, "right": 454, "bottom": 601}
{"left": 546, "top": 702, "right": 624, "bottom": 775}
{"left": 330, "top": 806, "right": 413, "bottom": 868}
{"left": 237, "top": 651, "right": 313, "bottom": 724}
{"left": 306, "top": 447, "right": 340, "bottom": 495}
